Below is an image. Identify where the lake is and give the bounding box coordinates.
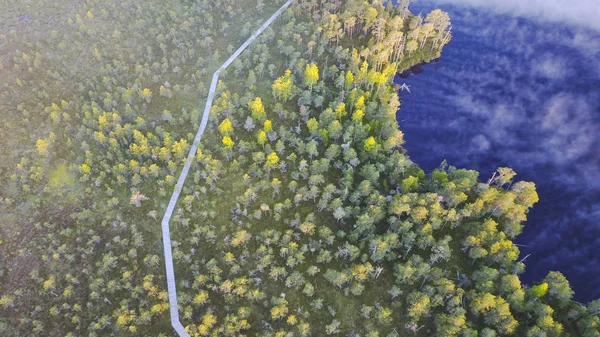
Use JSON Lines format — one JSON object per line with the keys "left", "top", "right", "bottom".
{"left": 397, "top": 2, "right": 600, "bottom": 302}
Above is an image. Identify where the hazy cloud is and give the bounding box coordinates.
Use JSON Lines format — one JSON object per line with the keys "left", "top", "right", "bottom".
{"left": 434, "top": 0, "right": 600, "bottom": 31}
{"left": 532, "top": 54, "right": 569, "bottom": 80}
{"left": 401, "top": 1, "right": 600, "bottom": 300}
{"left": 539, "top": 93, "right": 596, "bottom": 164}
{"left": 453, "top": 93, "right": 525, "bottom": 146}
{"left": 471, "top": 134, "right": 490, "bottom": 151}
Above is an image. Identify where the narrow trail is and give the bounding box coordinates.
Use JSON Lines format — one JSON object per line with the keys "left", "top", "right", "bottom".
{"left": 160, "top": 1, "right": 293, "bottom": 336}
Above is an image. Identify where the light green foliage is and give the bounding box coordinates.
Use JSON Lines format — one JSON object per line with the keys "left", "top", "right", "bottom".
{"left": 512, "top": 181, "right": 540, "bottom": 208}
{"left": 407, "top": 291, "right": 431, "bottom": 320}
{"left": 272, "top": 69, "right": 293, "bottom": 101}
{"left": 0, "top": 295, "right": 14, "bottom": 309}
{"left": 402, "top": 175, "right": 419, "bottom": 193}
{"left": 49, "top": 163, "right": 76, "bottom": 188}
{"left": 543, "top": 271, "right": 574, "bottom": 304}
{"left": 531, "top": 283, "right": 549, "bottom": 298}
{"left": 406, "top": 39, "right": 419, "bottom": 56}
{"left": 363, "top": 136, "right": 377, "bottom": 152}
{"left": 0, "top": 0, "right": 593, "bottom": 336}
{"left": 328, "top": 120, "right": 343, "bottom": 139}
{"left": 334, "top": 102, "right": 347, "bottom": 118}
{"left": 140, "top": 88, "right": 152, "bottom": 102}
{"left": 306, "top": 118, "right": 319, "bottom": 134}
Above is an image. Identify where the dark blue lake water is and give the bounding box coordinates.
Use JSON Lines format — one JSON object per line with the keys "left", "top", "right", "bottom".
{"left": 396, "top": 3, "right": 600, "bottom": 302}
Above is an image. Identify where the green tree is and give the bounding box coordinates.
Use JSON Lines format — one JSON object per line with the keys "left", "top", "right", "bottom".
{"left": 364, "top": 136, "right": 377, "bottom": 152}
{"left": 531, "top": 283, "right": 549, "bottom": 299}
{"left": 407, "top": 291, "right": 431, "bottom": 321}
{"left": 272, "top": 69, "right": 293, "bottom": 101}
{"left": 334, "top": 102, "right": 347, "bottom": 119}
{"left": 488, "top": 167, "right": 516, "bottom": 187}
{"left": 257, "top": 130, "right": 267, "bottom": 146}
{"left": 307, "top": 118, "right": 319, "bottom": 134}
{"left": 406, "top": 39, "right": 418, "bottom": 57}
{"left": 402, "top": 176, "right": 419, "bottom": 193}
{"left": 511, "top": 181, "right": 539, "bottom": 208}
{"left": 543, "top": 272, "right": 574, "bottom": 305}
{"left": 328, "top": 120, "right": 343, "bottom": 140}
{"left": 140, "top": 87, "right": 152, "bottom": 103}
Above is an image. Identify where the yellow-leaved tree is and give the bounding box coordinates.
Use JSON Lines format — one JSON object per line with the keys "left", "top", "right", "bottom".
{"left": 218, "top": 118, "right": 233, "bottom": 135}
{"left": 248, "top": 97, "right": 266, "bottom": 121}
{"left": 304, "top": 63, "right": 319, "bottom": 91}
{"left": 272, "top": 69, "right": 293, "bottom": 101}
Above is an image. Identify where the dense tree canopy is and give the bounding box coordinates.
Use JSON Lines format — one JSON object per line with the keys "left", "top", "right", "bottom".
{"left": 0, "top": 0, "right": 598, "bottom": 336}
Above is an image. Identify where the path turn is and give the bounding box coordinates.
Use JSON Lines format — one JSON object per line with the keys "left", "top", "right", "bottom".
{"left": 160, "top": 1, "right": 293, "bottom": 336}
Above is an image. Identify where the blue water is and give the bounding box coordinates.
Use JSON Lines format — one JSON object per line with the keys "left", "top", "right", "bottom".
{"left": 396, "top": 3, "right": 600, "bottom": 302}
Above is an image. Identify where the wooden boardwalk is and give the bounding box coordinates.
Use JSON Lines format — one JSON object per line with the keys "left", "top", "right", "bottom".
{"left": 160, "top": 1, "right": 293, "bottom": 335}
